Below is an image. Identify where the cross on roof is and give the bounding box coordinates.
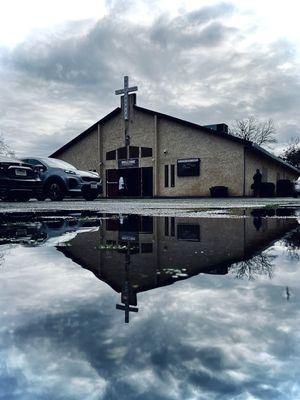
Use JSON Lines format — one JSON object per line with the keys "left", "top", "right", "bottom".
{"left": 115, "top": 76, "right": 138, "bottom": 121}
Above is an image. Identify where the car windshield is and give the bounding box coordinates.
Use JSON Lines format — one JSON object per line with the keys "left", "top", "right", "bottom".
{"left": 41, "top": 158, "right": 77, "bottom": 170}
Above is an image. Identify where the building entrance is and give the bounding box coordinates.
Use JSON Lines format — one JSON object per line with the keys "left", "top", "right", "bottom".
{"left": 106, "top": 167, "right": 153, "bottom": 197}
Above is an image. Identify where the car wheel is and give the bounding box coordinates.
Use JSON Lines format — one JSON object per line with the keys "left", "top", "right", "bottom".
{"left": 83, "top": 192, "right": 98, "bottom": 201}
{"left": 46, "top": 181, "right": 65, "bottom": 201}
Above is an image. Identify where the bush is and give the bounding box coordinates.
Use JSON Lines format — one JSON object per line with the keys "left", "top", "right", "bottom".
{"left": 209, "top": 186, "right": 229, "bottom": 198}
{"left": 276, "top": 179, "right": 294, "bottom": 197}
{"left": 260, "top": 182, "right": 275, "bottom": 197}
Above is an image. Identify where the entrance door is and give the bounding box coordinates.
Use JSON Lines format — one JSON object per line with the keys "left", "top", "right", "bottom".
{"left": 142, "top": 167, "right": 153, "bottom": 197}
{"left": 106, "top": 169, "right": 119, "bottom": 197}
{"left": 121, "top": 168, "right": 141, "bottom": 197}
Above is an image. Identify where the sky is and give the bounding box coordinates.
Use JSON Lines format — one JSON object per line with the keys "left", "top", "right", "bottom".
{"left": 0, "top": 0, "right": 300, "bottom": 157}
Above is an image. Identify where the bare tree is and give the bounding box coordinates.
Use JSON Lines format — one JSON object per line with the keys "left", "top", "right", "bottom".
{"left": 230, "top": 252, "right": 275, "bottom": 281}
{"left": 0, "top": 132, "right": 15, "bottom": 157}
{"left": 229, "top": 116, "right": 277, "bottom": 147}
{"left": 281, "top": 137, "right": 300, "bottom": 169}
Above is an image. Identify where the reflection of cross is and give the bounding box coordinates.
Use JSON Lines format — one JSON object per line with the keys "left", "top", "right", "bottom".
{"left": 116, "top": 247, "right": 138, "bottom": 323}
{"left": 116, "top": 301, "right": 138, "bottom": 323}
{"left": 115, "top": 76, "right": 138, "bottom": 121}
{"left": 116, "top": 280, "right": 138, "bottom": 323}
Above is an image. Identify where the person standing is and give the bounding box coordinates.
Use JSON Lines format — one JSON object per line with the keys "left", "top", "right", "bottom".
{"left": 118, "top": 175, "right": 125, "bottom": 196}
{"left": 252, "top": 169, "right": 262, "bottom": 197}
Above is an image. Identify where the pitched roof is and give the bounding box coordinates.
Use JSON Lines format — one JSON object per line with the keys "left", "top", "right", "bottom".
{"left": 50, "top": 104, "right": 300, "bottom": 175}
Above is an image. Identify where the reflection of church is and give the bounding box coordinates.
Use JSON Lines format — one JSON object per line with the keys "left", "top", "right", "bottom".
{"left": 56, "top": 214, "right": 298, "bottom": 323}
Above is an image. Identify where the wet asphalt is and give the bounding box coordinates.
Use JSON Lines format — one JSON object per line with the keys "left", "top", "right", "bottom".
{"left": 0, "top": 197, "right": 299, "bottom": 217}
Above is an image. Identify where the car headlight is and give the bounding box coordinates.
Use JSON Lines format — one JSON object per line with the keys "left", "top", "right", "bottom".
{"left": 64, "top": 169, "right": 77, "bottom": 175}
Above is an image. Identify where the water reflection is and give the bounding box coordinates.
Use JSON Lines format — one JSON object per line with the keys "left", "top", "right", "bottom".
{"left": 0, "top": 211, "right": 300, "bottom": 399}
{"left": 52, "top": 214, "right": 297, "bottom": 323}
{"left": 0, "top": 213, "right": 298, "bottom": 324}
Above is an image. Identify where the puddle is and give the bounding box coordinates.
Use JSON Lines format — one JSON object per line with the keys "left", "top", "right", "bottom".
{"left": 0, "top": 211, "right": 299, "bottom": 399}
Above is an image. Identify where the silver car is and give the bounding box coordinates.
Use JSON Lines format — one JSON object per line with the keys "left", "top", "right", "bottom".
{"left": 21, "top": 157, "right": 102, "bottom": 201}
{"left": 294, "top": 178, "right": 300, "bottom": 197}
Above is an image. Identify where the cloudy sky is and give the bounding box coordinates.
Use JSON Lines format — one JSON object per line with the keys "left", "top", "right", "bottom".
{"left": 0, "top": 0, "right": 300, "bottom": 157}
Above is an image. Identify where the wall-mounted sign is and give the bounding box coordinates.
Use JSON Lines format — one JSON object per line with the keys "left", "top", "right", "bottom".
{"left": 118, "top": 158, "right": 139, "bottom": 169}
{"left": 177, "top": 224, "right": 200, "bottom": 242}
{"left": 177, "top": 158, "right": 200, "bottom": 177}
{"left": 119, "top": 232, "right": 139, "bottom": 242}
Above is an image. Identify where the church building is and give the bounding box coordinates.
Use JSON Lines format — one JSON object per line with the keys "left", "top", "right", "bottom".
{"left": 50, "top": 76, "right": 299, "bottom": 197}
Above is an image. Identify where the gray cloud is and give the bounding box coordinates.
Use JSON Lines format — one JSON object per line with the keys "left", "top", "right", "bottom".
{"left": 0, "top": 1, "right": 299, "bottom": 157}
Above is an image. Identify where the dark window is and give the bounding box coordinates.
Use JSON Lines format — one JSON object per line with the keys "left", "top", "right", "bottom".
{"left": 141, "top": 243, "right": 153, "bottom": 253}
{"left": 141, "top": 147, "right": 153, "bottom": 157}
{"left": 164, "top": 165, "right": 169, "bottom": 187}
{"left": 171, "top": 164, "right": 175, "bottom": 187}
{"left": 177, "top": 158, "right": 200, "bottom": 177}
{"left": 170, "top": 217, "right": 175, "bottom": 236}
{"left": 106, "top": 219, "right": 119, "bottom": 231}
{"left": 164, "top": 217, "right": 169, "bottom": 236}
{"left": 141, "top": 216, "right": 153, "bottom": 233}
{"left": 106, "top": 150, "right": 116, "bottom": 160}
{"left": 24, "top": 158, "right": 43, "bottom": 166}
{"left": 129, "top": 146, "right": 139, "bottom": 158}
{"left": 117, "top": 147, "right": 127, "bottom": 160}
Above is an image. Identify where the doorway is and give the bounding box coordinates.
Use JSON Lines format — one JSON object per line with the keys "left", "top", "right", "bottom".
{"left": 106, "top": 167, "right": 153, "bottom": 197}
{"left": 121, "top": 168, "right": 141, "bottom": 197}
{"left": 142, "top": 167, "right": 153, "bottom": 197}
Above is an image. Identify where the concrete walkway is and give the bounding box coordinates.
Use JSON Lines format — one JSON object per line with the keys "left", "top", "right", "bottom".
{"left": 0, "top": 197, "right": 299, "bottom": 217}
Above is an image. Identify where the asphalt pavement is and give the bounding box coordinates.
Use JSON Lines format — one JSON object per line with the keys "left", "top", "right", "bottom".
{"left": 0, "top": 197, "right": 299, "bottom": 217}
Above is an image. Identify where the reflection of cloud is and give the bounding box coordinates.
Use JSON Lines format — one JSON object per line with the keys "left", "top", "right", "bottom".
{"left": 0, "top": 241, "right": 300, "bottom": 399}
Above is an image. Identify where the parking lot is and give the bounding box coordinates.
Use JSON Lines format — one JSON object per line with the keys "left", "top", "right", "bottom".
{"left": 0, "top": 197, "right": 299, "bottom": 217}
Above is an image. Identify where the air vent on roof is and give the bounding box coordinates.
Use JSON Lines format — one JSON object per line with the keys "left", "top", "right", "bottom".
{"left": 204, "top": 123, "right": 228, "bottom": 134}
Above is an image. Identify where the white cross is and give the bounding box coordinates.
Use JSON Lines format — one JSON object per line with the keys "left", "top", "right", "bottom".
{"left": 115, "top": 76, "right": 138, "bottom": 120}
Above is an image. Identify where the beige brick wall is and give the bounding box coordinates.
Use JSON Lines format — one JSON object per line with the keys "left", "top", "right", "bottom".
{"left": 157, "top": 117, "right": 244, "bottom": 196}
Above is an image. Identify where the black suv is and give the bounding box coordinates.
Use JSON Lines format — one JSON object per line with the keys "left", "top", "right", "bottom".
{"left": 0, "top": 156, "right": 42, "bottom": 201}
{"left": 21, "top": 157, "right": 102, "bottom": 201}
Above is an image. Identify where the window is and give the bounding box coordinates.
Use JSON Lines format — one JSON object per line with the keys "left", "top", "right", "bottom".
{"left": 164, "top": 165, "right": 169, "bottom": 187}
{"left": 106, "top": 150, "right": 116, "bottom": 160}
{"left": 25, "top": 159, "right": 41, "bottom": 165}
{"left": 170, "top": 217, "right": 175, "bottom": 236}
{"left": 129, "top": 146, "right": 139, "bottom": 158}
{"left": 164, "top": 217, "right": 169, "bottom": 236}
{"left": 117, "top": 147, "right": 127, "bottom": 160}
{"left": 141, "top": 216, "right": 153, "bottom": 233}
{"left": 141, "top": 147, "right": 152, "bottom": 157}
{"left": 171, "top": 164, "right": 175, "bottom": 187}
